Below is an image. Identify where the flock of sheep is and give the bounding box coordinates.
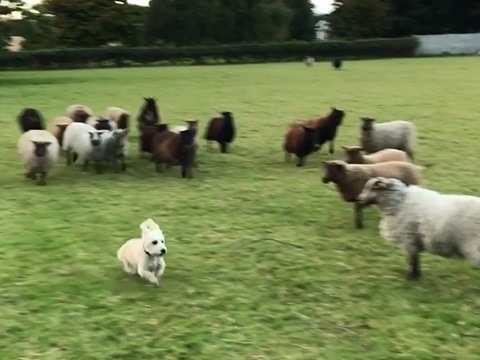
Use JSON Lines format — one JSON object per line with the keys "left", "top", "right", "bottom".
{"left": 16, "top": 97, "right": 236, "bottom": 184}
{"left": 283, "top": 107, "right": 480, "bottom": 281}
{"left": 14, "top": 98, "right": 480, "bottom": 283}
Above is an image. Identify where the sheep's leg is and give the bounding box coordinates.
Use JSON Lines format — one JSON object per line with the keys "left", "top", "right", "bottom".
{"left": 119, "top": 154, "right": 126, "bottom": 171}
{"left": 65, "top": 149, "right": 72, "bottom": 166}
{"left": 36, "top": 172, "right": 47, "bottom": 186}
{"left": 406, "top": 252, "right": 421, "bottom": 280}
{"left": 138, "top": 268, "right": 159, "bottom": 286}
{"left": 82, "top": 159, "right": 89, "bottom": 172}
{"left": 354, "top": 203, "right": 364, "bottom": 229}
{"left": 329, "top": 141, "right": 335, "bottom": 154}
{"left": 24, "top": 171, "right": 36, "bottom": 180}
{"left": 219, "top": 142, "right": 228, "bottom": 153}
{"left": 94, "top": 161, "right": 103, "bottom": 174}
{"left": 296, "top": 156, "right": 305, "bottom": 167}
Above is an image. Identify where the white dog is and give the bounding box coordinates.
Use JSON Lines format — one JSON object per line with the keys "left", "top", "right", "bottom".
{"left": 117, "top": 218, "right": 167, "bottom": 286}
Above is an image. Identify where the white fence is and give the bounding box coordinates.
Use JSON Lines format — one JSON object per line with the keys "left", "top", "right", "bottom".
{"left": 415, "top": 33, "right": 480, "bottom": 55}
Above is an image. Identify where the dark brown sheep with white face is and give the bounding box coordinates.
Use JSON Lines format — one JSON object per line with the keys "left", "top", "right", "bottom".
{"left": 301, "top": 107, "right": 345, "bottom": 154}
{"left": 152, "top": 127, "right": 197, "bottom": 179}
{"left": 138, "top": 123, "right": 168, "bottom": 157}
{"left": 283, "top": 125, "right": 318, "bottom": 167}
{"left": 203, "top": 111, "right": 235, "bottom": 153}
{"left": 17, "top": 108, "right": 46, "bottom": 133}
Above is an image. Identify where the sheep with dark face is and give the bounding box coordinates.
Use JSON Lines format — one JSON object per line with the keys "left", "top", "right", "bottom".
{"left": 283, "top": 125, "right": 318, "bottom": 167}
{"left": 301, "top": 107, "right": 345, "bottom": 154}
{"left": 86, "top": 116, "right": 117, "bottom": 131}
{"left": 321, "top": 160, "right": 424, "bottom": 229}
{"left": 104, "top": 106, "right": 130, "bottom": 130}
{"left": 152, "top": 126, "right": 197, "bottom": 179}
{"left": 332, "top": 58, "right": 342, "bottom": 69}
{"left": 17, "top": 108, "right": 46, "bottom": 133}
{"left": 203, "top": 111, "right": 236, "bottom": 153}
{"left": 137, "top": 97, "right": 160, "bottom": 129}
{"left": 100, "top": 129, "right": 129, "bottom": 172}
{"left": 359, "top": 117, "right": 416, "bottom": 160}
{"left": 17, "top": 130, "right": 60, "bottom": 185}
{"left": 66, "top": 105, "right": 94, "bottom": 123}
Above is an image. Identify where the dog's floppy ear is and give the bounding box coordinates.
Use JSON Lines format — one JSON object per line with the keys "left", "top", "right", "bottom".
{"left": 140, "top": 218, "right": 158, "bottom": 231}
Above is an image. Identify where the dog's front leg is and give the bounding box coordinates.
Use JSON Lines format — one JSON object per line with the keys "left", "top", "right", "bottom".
{"left": 138, "top": 268, "right": 159, "bottom": 286}
{"left": 155, "top": 260, "right": 166, "bottom": 279}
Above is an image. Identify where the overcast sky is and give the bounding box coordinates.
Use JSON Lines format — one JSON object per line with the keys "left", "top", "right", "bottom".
{"left": 24, "top": 0, "right": 334, "bottom": 14}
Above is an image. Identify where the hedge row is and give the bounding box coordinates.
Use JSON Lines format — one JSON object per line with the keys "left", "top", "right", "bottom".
{"left": 0, "top": 37, "right": 419, "bottom": 71}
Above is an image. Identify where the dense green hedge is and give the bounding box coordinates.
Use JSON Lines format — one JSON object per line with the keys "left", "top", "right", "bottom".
{"left": 0, "top": 37, "right": 418, "bottom": 71}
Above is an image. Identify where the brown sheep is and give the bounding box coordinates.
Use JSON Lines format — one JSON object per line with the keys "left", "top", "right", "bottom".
{"left": 152, "top": 126, "right": 197, "bottom": 179}
{"left": 66, "top": 105, "right": 94, "bottom": 123}
{"left": 342, "top": 146, "right": 410, "bottom": 164}
{"left": 203, "top": 111, "right": 235, "bottom": 153}
{"left": 104, "top": 107, "right": 130, "bottom": 130}
{"left": 48, "top": 116, "right": 73, "bottom": 147}
{"left": 138, "top": 124, "right": 168, "bottom": 157}
{"left": 321, "top": 160, "right": 423, "bottom": 229}
{"left": 283, "top": 124, "right": 318, "bottom": 167}
{"left": 299, "top": 107, "right": 345, "bottom": 154}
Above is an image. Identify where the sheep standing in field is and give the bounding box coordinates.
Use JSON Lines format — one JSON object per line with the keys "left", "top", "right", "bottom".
{"left": 301, "top": 107, "right": 345, "bottom": 154}
{"left": 86, "top": 116, "right": 117, "bottom": 131}
{"left": 117, "top": 218, "right": 167, "bottom": 286}
{"left": 321, "top": 160, "right": 423, "bottom": 229}
{"left": 283, "top": 124, "right": 317, "bottom": 167}
{"left": 66, "top": 104, "right": 94, "bottom": 123}
{"left": 152, "top": 125, "right": 197, "bottom": 179}
{"left": 62, "top": 122, "right": 104, "bottom": 173}
{"left": 138, "top": 124, "right": 168, "bottom": 157}
{"left": 358, "top": 177, "right": 480, "bottom": 280}
{"left": 100, "top": 129, "right": 129, "bottom": 172}
{"left": 304, "top": 56, "right": 314, "bottom": 66}
{"left": 204, "top": 111, "right": 236, "bottom": 153}
{"left": 17, "top": 130, "right": 60, "bottom": 185}
{"left": 104, "top": 106, "right": 130, "bottom": 130}
{"left": 332, "top": 58, "right": 342, "bottom": 70}
{"left": 137, "top": 97, "right": 160, "bottom": 130}
{"left": 17, "top": 108, "right": 46, "bottom": 133}
{"left": 48, "top": 116, "right": 73, "bottom": 147}
{"left": 342, "top": 146, "right": 410, "bottom": 164}
{"left": 360, "top": 117, "right": 416, "bottom": 160}
{"left": 173, "top": 120, "right": 199, "bottom": 167}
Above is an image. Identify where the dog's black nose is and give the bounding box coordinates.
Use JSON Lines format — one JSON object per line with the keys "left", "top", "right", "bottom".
{"left": 160, "top": 249, "right": 166, "bottom": 255}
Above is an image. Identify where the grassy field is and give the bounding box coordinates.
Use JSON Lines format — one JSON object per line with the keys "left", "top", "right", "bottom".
{"left": 1, "top": 57, "right": 480, "bottom": 359}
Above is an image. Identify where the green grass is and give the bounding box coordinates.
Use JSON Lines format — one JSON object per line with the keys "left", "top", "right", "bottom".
{"left": 1, "top": 57, "right": 480, "bottom": 360}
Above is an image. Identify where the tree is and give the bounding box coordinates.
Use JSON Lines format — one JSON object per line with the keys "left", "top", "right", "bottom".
{"left": 0, "top": 0, "right": 25, "bottom": 50}
{"left": 284, "top": 0, "right": 316, "bottom": 40}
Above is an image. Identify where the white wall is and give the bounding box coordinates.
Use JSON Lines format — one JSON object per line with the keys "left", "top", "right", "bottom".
{"left": 415, "top": 33, "right": 480, "bottom": 55}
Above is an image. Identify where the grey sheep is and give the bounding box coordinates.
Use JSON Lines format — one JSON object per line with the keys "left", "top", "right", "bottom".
{"left": 100, "top": 129, "right": 129, "bottom": 172}
{"left": 321, "top": 160, "right": 423, "bottom": 229}
{"left": 17, "top": 130, "right": 60, "bottom": 185}
{"left": 359, "top": 117, "right": 416, "bottom": 160}
{"left": 358, "top": 177, "right": 480, "bottom": 280}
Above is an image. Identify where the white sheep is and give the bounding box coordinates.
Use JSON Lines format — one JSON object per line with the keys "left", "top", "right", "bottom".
{"left": 104, "top": 106, "right": 130, "bottom": 130}
{"left": 100, "top": 129, "right": 129, "bottom": 171}
{"left": 357, "top": 177, "right": 480, "bottom": 280}
{"left": 17, "top": 130, "right": 60, "bottom": 185}
{"left": 117, "top": 218, "right": 167, "bottom": 286}
{"left": 303, "top": 56, "right": 314, "bottom": 66}
{"left": 359, "top": 117, "right": 416, "bottom": 160}
{"left": 66, "top": 104, "right": 94, "bottom": 123}
{"left": 62, "top": 122, "right": 105, "bottom": 173}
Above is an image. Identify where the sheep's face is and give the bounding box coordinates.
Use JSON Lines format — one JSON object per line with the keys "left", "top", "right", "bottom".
{"left": 221, "top": 111, "right": 233, "bottom": 123}
{"left": 73, "top": 110, "right": 90, "bottom": 123}
{"left": 142, "top": 97, "right": 158, "bottom": 123}
{"left": 185, "top": 120, "right": 199, "bottom": 134}
{"left": 321, "top": 160, "right": 347, "bottom": 184}
{"left": 88, "top": 131, "right": 102, "bottom": 147}
{"left": 330, "top": 108, "right": 345, "bottom": 126}
{"left": 95, "top": 119, "right": 113, "bottom": 131}
{"left": 179, "top": 129, "right": 196, "bottom": 161}
{"left": 360, "top": 117, "right": 375, "bottom": 131}
{"left": 32, "top": 140, "right": 52, "bottom": 157}
{"left": 357, "top": 177, "right": 395, "bottom": 205}
{"left": 140, "top": 218, "right": 167, "bottom": 257}
{"left": 342, "top": 145, "right": 364, "bottom": 164}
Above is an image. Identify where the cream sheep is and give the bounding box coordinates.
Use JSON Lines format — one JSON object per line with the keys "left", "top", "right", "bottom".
{"left": 342, "top": 146, "right": 410, "bottom": 164}
{"left": 321, "top": 160, "right": 423, "bottom": 229}
{"left": 359, "top": 117, "right": 416, "bottom": 160}
{"left": 17, "top": 130, "right": 60, "bottom": 185}
{"left": 358, "top": 177, "right": 480, "bottom": 280}
{"left": 104, "top": 106, "right": 130, "bottom": 130}
{"left": 62, "top": 122, "right": 104, "bottom": 173}
{"left": 66, "top": 104, "right": 94, "bottom": 123}
{"left": 48, "top": 116, "right": 73, "bottom": 147}
{"left": 117, "top": 218, "right": 167, "bottom": 286}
